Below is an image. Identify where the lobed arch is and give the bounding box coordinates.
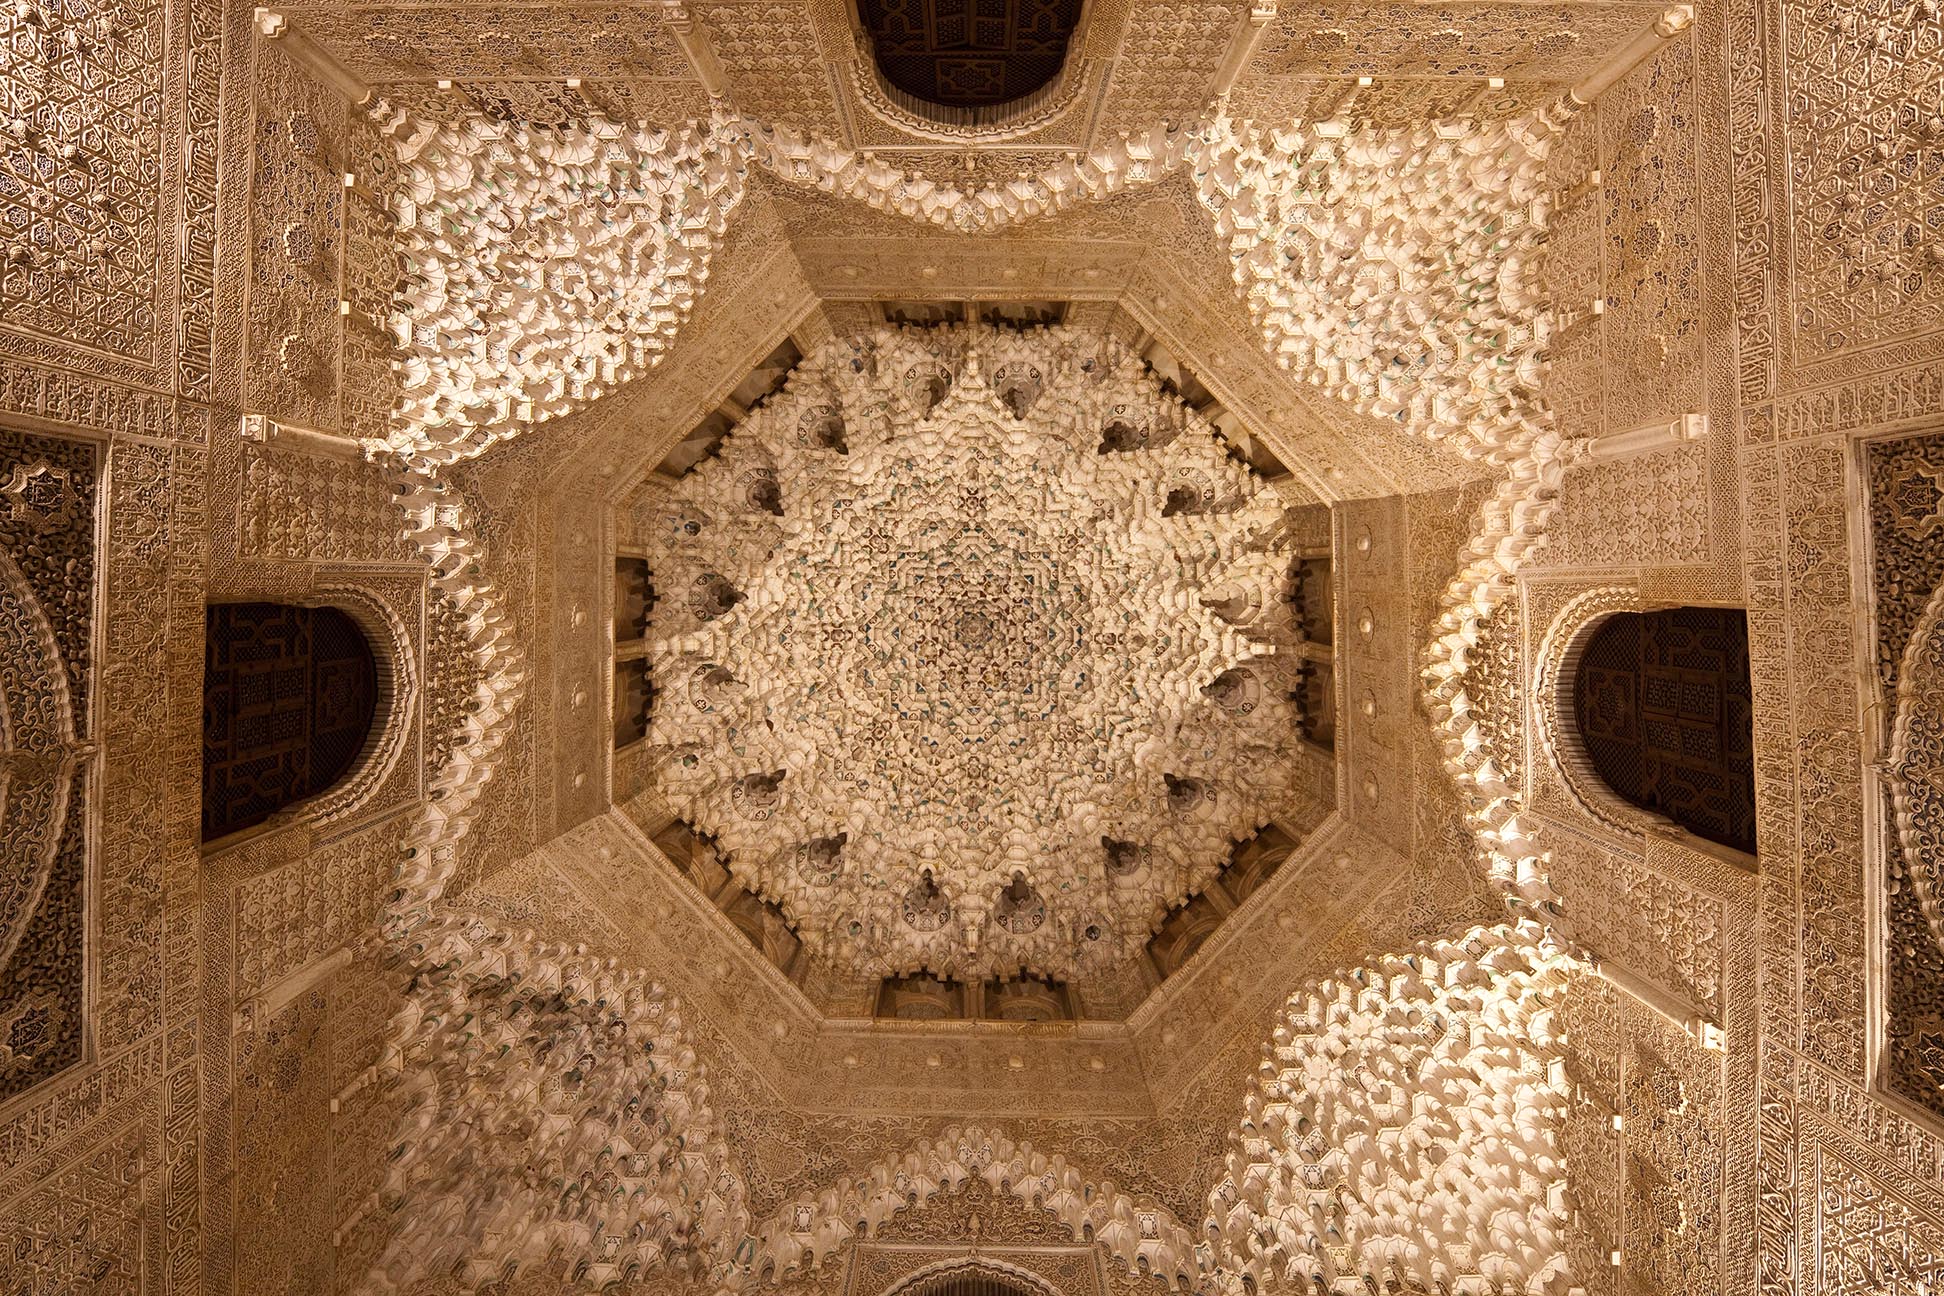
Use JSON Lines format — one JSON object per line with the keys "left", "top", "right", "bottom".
{"left": 0, "top": 545, "right": 80, "bottom": 976}
{"left": 1886, "top": 576, "right": 1944, "bottom": 987}
{"left": 289, "top": 584, "right": 421, "bottom": 829}
{"left": 744, "top": 1125, "right": 1200, "bottom": 1289}
{"left": 879, "top": 1257, "right": 1067, "bottom": 1296}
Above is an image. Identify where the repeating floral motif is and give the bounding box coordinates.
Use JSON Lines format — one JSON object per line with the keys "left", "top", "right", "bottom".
{"left": 1869, "top": 432, "right": 1944, "bottom": 691}
{"left": 1779, "top": 0, "right": 1944, "bottom": 365}
{"left": 9, "top": 0, "right": 1944, "bottom": 1282}
{"left": 1597, "top": 37, "right": 1704, "bottom": 430}
{"left": 1547, "top": 834, "right": 1724, "bottom": 1018}
{"left": 1093, "top": 1, "right": 1236, "bottom": 139}
{"left": 1248, "top": 3, "right": 1667, "bottom": 83}
{"left": 0, "top": 0, "right": 164, "bottom": 361}
{"left": 351, "top": 49, "right": 1596, "bottom": 1289}
{"left": 1814, "top": 1144, "right": 1944, "bottom": 1295}
{"left": 1725, "top": 0, "right": 1944, "bottom": 1280}
{"left": 0, "top": 1117, "right": 153, "bottom": 1291}
{"left": 236, "top": 440, "right": 416, "bottom": 563}
{"left": 1761, "top": 1054, "right": 1944, "bottom": 1296}
{"left": 1536, "top": 442, "right": 1710, "bottom": 571}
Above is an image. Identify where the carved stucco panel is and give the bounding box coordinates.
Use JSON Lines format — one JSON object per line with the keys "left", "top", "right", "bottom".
{"left": 1775, "top": 0, "right": 1944, "bottom": 383}
{"left": 1777, "top": 440, "right": 1868, "bottom": 1080}
{"left": 1761, "top": 1052, "right": 1944, "bottom": 1296}
{"left": 1599, "top": 33, "right": 1707, "bottom": 433}
{"left": 1535, "top": 442, "right": 1711, "bottom": 572}
{"left": 1867, "top": 429, "right": 1944, "bottom": 1123}
{"left": 233, "top": 431, "right": 416, "bottom": 568}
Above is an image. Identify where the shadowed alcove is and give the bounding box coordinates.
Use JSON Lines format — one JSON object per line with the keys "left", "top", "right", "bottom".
{"left": 856, "top": 0, "right": 1084, "bottom": 112}
{"left": 885, "top": 1262, "right": 1061, "bottom": 1296}
{"left": 1570, "top": 607, "right": 1756, "bottom": 857}
{"left": 201, "top": 603, "right": 379, "bottom": 841}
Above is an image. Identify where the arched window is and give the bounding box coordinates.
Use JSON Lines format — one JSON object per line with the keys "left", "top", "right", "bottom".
{"left": 202, "top": 603, "right": 378, "bottom": 841}
{"left": 855, "top": 0, "right": 1083, "bottom": 112}
{"left": 1570, "top": 607, "right": 1756, "bottom": 855}
{"left": 885, "top": 1261, "right": 1062, "bottom": 1296}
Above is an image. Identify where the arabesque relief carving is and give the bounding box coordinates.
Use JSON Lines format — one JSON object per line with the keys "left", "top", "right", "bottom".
{"left": 1, "top": 0, "right": 1941, "bottom": 1288}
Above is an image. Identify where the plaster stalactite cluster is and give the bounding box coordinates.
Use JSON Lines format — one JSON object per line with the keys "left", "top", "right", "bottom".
{"left": 373, "top": 101, "right": 1568, "bottom": 455}
{"left": 383, "top": 466, "right": 527, "bottom": 913}
{"left": 746, "top": 1126, "right": 1201, "bottom": 1288}
{"left": 370, "top": 926, "right": 749, "bottom": 1291}
{"left": 368, "top": 104, "right": 747, "bottom": 470}
{"left": 1178, "top": 105, "right": 1580, "bottom": 938}
{"left": 1422, "top": 449, "right": 1573, "bottom": 920}
{"left": 737, "top": 115, "right": 1202, "bottom": 230}
{"left": 643, "top": 325, "right": 1309, "bottom": 981}
{"left": 358, "top": 88, "right": 1587, "bottom": 1290}
{"left": 1191, "top": 112, "right": 1565, "bottom": 464}
{"left": 1206, "top": 922, "right": 1577, "bottom": 1296}
{"left": 8, "top": 0, "right": 1944, "bottom": 1288}
{"left": 369, "top": 93, "right": 1577, "bottom": 913}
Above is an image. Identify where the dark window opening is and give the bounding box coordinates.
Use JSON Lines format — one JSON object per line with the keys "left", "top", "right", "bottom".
{"left": 615, "top": 555, "right": 655, "bottom": 749}
{"left": 893, "top": 1265, "right": 1051, "bottom": 1296}
{"left": 1290, "top": 556, "right": 1333, "bottom": 641}
{"left": 727, "top": 336, "right": 803, "bottom": 414}
{"left": 614, "top": 555, "right": 653, "bottom": 641}
{"left": 982, "top": 972, "right": 1072, "bottom": 1021}
{"left": 872, "top": 970, "right": 1073, "bottom": 1020}
{"left": 1572, "top": 607, "right": 1757, "bottom": 856}
{"left": 721, "top": 886, "right": 802, "bottom": 971}
{"left": 882, "top": 300, "right": 967, "bottom": 327}
{"left": 857, "top": 0, "right": 1084, "bottom": 110}
{"left": 1145, "top": 824, "right": 1300, "bottom": 979}
{"left": 614, "top": 659, "right": 650, "bottom": 748}
{"left": 977, "top": 300, "right": 1064, "bottom": 328}
{"left": 1294, "top": 659, "right": 1335, "bottom": 751}
{"left": 654, "top": 818, "right": 731, "bottom": 894}
{"left": 202, "top": 603, "right": 378, "bottom": 841}
{"left": 655, "top": 338, "right": 806, "bottom": 478}
{"left": 1289, "top": 555, "right": 1335, "bottom": 752}
{"left": 876, "top": 971, "right": 967, "bottom": 1020}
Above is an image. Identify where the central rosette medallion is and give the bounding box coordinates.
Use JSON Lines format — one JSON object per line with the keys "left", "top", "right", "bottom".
{"left": 642, "top": 326, "right": 1309, "bottom": 980}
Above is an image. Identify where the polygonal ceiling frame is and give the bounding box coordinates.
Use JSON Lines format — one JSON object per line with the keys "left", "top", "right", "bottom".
{"left": 455, "top": 192, "right": 1484, "bottom": 1112}
{"left": 574, "top": 278, "right": 1474, "bottom": 512}
{"left": 470, "top": 796, "right": 1407, "bottom": 1120}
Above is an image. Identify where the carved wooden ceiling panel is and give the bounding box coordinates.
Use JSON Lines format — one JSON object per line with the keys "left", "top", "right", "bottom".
{"left": 858, "top": 0, "right": 1085, "bottom": 108}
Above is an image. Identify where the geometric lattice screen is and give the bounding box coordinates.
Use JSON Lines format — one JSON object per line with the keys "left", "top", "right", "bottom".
{"left": 857, "top": 0, "right": 1084, "bottom": 107}
{"left": 1572, "top": 607, "right": 1757, "bottom": 855}
{"left": 202, "top": 603, "right": 377, "bottom": 840}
